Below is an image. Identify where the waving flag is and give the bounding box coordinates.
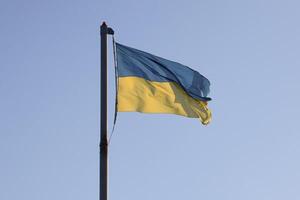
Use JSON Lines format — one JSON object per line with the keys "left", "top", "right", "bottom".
{"left": 116, "top": 43, "right": 212, "bottom": 125}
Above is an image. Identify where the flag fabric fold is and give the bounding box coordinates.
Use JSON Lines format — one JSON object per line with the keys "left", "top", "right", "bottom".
{"left": 116, "top": 43, "right": 212, "bottom": 125}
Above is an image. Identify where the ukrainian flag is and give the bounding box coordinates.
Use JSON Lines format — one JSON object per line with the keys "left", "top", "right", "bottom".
{"left": 116, "top": 43, "right": 212, "bottom": 125}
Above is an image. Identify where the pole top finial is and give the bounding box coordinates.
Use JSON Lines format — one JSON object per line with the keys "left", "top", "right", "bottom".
{"left": 100, "top": 22, "right": 114, "bottom": 35}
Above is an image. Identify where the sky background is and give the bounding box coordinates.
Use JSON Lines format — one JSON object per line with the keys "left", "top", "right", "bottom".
{"left": 1, "top": 0, "right": 300, "bottom": 199}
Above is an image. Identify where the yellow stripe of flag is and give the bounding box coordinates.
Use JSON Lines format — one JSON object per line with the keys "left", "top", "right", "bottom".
{"left": 118, "top": 77, "right": 212, "bottom": 125}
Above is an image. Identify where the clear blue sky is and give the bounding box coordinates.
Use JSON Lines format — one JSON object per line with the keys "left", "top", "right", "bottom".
{"left": 1, "top": 0, "right": 300, "bottom": 199}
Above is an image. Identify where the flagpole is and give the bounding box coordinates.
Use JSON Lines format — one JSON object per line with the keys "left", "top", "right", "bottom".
{"left": 100, "top": 22, "right": 113, "bottom": 200}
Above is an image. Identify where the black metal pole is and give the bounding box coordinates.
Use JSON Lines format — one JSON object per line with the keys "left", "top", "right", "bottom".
{"left": 100, "top": 22, "right": 113, "bottom": 200}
